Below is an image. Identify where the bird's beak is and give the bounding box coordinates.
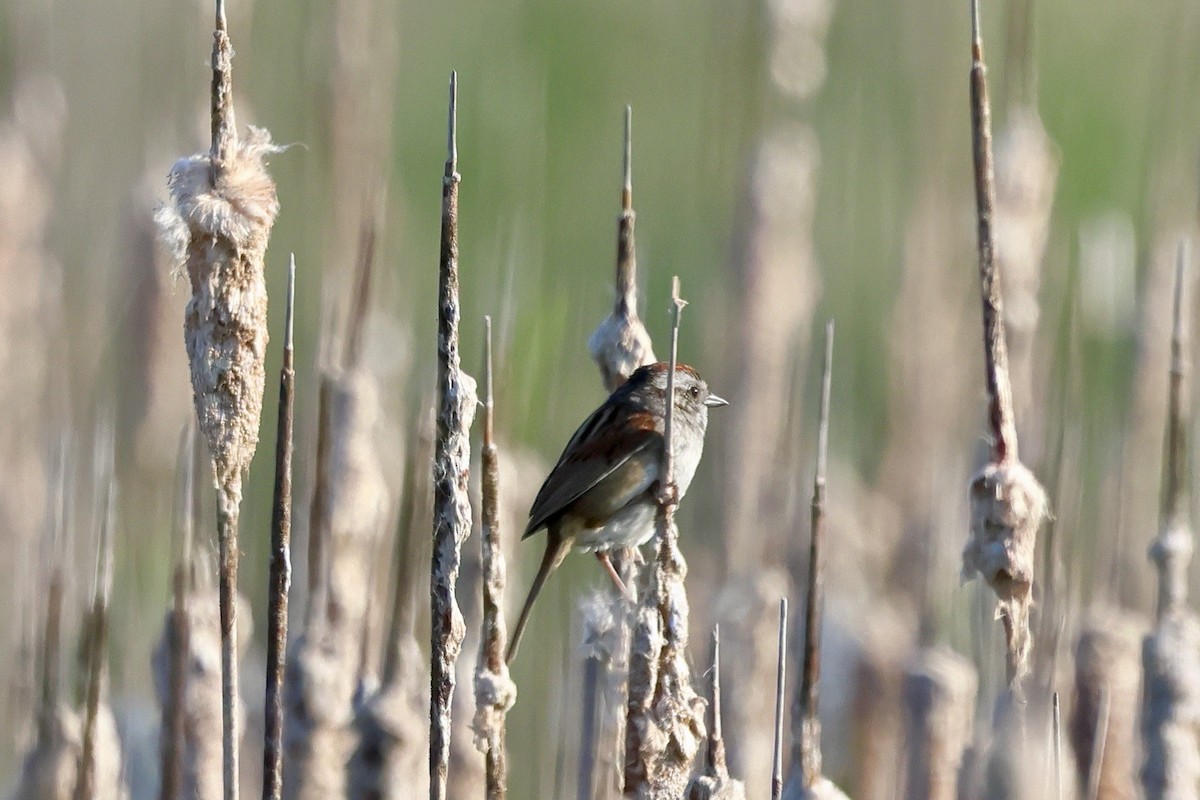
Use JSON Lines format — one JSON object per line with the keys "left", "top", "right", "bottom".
{"left": 704, "top": 394, "right": 729, "bottom": 408}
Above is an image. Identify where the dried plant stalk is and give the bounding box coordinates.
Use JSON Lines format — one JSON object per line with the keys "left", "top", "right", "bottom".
{"left": 1070, "top": 611, "right": 1142, "bottom": 800}
{"left": 155, "top": 5, "right": 280, "bottom": 798}
{"left": 473, "top": 317, "right": 516, "bottom": 799}
{"left": 161, "top": 427, "right": 196, "bottom": 800}
{"left": 75, "top": 482, "right": 116, "bottom": 800}
{"left": 959, "top": 0, "right": 1047, "bottom": 707}
{"left": 901, "top": 648, "right": 977, "bottom": 800}
{"left": 1142, "top": 243, "right": 1200, "bottom": 800}
{"left": 263, "top": 260, "right": 296, "bottom": 800}
{"left": 154, "top": 584, "right": 253, "bottom": 800}
{"left": 589, "top": 105, "right": 656, "bottom": 393}
{"left": 623, "top": 277, "right": 705, "bottom": 798}
{"left": 429, "top": 71, "right": 479, "bottom": 800}
{"left": 687, "top": 628, "right": 747, "bottom": 800}
{"left": 772, "top": 600, "right": 788, "bottom": 800}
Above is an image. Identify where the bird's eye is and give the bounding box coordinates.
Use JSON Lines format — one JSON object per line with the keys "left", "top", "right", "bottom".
{"left": 688, "top": 386, "right": 700, "bottom": 399}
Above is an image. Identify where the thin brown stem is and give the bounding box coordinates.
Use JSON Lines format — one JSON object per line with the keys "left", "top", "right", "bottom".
{"left": 217, "top": 493, "right": 240, "bottom": 800}
{"left": 262, "top": 257, "right": 296, "bottom": 800}
{"left": 771, "top": 599, "right": 788, "bottom": 800}
{"left": 969, "top": 0, "right": 1017, "bottom": 465}
{"left": 75, "top": 479, "right": 115, "bottom": 800}
{"left": 706, "top": 627, "right": 729, "bottom": 778}
{"left": 1053, "top": 692, "right": 1063, "bottom": 800}
{"left": 161, "top": 426, "right": 195, "bottom": 800}
{"left": 477, "top": 315, "right": 513, "bottom": 799}
{"left": 209, "top": 0, "right": 235, "bottom": 170}
{"left": 795, "top": 319, "right": 832, "bottom": 786}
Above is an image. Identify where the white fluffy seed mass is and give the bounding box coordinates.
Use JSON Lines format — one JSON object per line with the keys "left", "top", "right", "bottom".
{"left": 156, "top": 127, "right": 280, "bottom": 504}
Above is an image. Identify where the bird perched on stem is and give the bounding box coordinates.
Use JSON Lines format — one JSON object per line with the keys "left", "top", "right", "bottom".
{"left": 506, "top": 362, "right": 726, "bottom": 663}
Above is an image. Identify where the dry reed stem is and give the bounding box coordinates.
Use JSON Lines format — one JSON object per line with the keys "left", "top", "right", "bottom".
{"left": 1053, "top": 693, "right": 1063, "bottom": 800}
{"left": 589, "top": 105, "right": 656, "bottom": 394}
{"left": 429, "top": 71, "right": 479, "bottom": 800}
{"left": 156, "top": 5, "right": 280, "bottom": 797}
{"left": 262, "top": 259, "right": 296, "bottom": 800}
{"left": 960, "top": 0, "right": 1046, "bottom": 705}
{"left": 75, "top": 479, "right": 115, "bottom": 800}
{"left": 686, "top": 628, "right": 746, "bottom": 800}
{"left": 473, "top": 317, "right": 516, "bottom": 799}
{"left": 623, "top": 277, "right": 705, "bottom": 798}
{"left": 901, "top": 648, "right": 977, "bottom": 800}
{"left": 786, "top": 321, "right": 833, "bottom": 796}
{"left": 772, "top": 599, "right": 788, "bottom": 800}
{"left": 1151, "top": 244, "right": 1192, "bottom": 621}
{"left": 161, "top": 426, "right": 196, "bottom": 800}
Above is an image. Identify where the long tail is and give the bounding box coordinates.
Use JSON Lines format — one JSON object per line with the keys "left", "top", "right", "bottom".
{"left": 506, "top": 533, "right": 571, "bottom": 664}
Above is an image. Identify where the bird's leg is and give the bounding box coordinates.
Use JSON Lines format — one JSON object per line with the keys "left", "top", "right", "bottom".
{"left": 596, "top": 551, "right": 634, "bottom": 602}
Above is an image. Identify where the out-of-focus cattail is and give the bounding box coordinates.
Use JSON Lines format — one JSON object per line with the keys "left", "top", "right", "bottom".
{"left": 901, "top": 647, "right": 978, "bottom": 800}
{"left": 959, "top": 0, "right": 1047, "bottom": 713}
{"left": 1142, "top": 243, "right": 1200, "bottom": 800}
{"left": 428, "top": 71, "right": 479, "bottom": 800}
{"left": 1069, "top": 610, "right": 1142, "bottom": 800}
{"left": 14, "top": 705, "right": 128, "bottom": 800}
{"left": 155, "top": 6, "right": 280, "bottom": 797}
{"left": 153, "top": 579, "right": 253, "bottom": 800}
{"left": 285, "top": 242, "right": 389, "bottom": 800}
{"left": 623, "top": 278, "right": 705, "bottom": 799}
{"left": 686, "top": 628, "right": 746, "bottom": 800}
{"left": 850, "top": 611, "right": 912, "bottom": 800}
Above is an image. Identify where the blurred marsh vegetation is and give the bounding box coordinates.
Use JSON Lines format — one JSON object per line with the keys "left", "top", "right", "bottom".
{"left": 3, "top": 0, "right": 1200, "bottom": 796}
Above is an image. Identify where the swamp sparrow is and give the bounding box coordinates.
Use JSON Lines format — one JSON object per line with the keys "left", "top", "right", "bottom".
{"left": 506, "top": 362, "right": 727, "bottom": 663}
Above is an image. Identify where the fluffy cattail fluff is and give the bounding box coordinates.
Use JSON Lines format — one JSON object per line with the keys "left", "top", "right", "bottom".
{"left": 152, "top": 587, "right": 253, "bottom": 800}
{"left": 962, "top": 460, "right": 1047, "bottom": 682}
{"left": 902, "top": 647, "right": 978, "bottom": 800}
{"left": 13, "top": 704, "right": 128, "bottom": 800}
{"left": 156, "top": 126, "right": 280, "bottom": 506}
{"left": 1070, "top": 610, "right": 1143, "bottom": 800}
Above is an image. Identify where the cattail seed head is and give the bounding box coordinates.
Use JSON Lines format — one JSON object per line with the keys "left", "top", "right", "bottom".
{"left": 156, "top": 126, "right": 281, "bottom": 505}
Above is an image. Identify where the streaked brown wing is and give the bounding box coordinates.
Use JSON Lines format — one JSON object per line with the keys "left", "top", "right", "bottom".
{"left": 523, "top": 404, "right": 661, "bottom": 538}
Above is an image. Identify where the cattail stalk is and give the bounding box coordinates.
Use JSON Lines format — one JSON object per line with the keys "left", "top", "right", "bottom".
{"left": 686, "top": 628, "right": 746, "bottom": 799}
{"left": 156, "top": 2, "right": 281, "bottom": 797}
{"left": 429, "top": 71, "right": 478, "bottom": 800}
{"left": 473, "top": 316, "right": 516, "bottom": 799}
{"left": 623, "top": 277, "right": 705, "bottom": 798}
{"left": 75, "top": 481, "right": 115, "bottom": 800}
{"left": 772, "top": 600, "right": 788, "bottom": 800}
{"left": 161, "top": 427, "right": 196, "bottom": 800}
{"left": 262, "top": 259, "right": 296, "bottom": 800}
{"left": 960, "top": 0, "right": 1047, "bottom": 710}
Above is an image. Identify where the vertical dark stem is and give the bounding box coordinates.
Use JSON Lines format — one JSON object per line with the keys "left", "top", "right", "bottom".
{"left": 75, "top": 480, "right": 115, "bottom": 800}
{"left": 771, "top": 599, "right": 788, "bottom": 800}
{"left": 217, "top": 493, "right": 240, "bottom": 800}
{"left": 968, "top": 0, "right": 1017, "bottom": 465}
{"left": 161, "top": 426, "right": 195, "bottom": 800}
{"left": 706, "top": 627, "right": 729, "bottom": 777}
{"left": 616, "top": 106, "right": 635, "bottom": 317}
{"left": 263, "top": 257, "right": 296, "bottom": 800}
{"left": 479, "top": 315, "right": 511, "bottom": 798}
{"left": 797, "top": 320, "right": 833, "bottom": 784}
